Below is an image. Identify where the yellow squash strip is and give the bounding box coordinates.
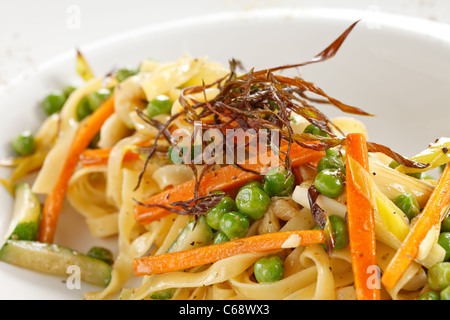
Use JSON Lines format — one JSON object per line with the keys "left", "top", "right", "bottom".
{"left": 381, "top": 164, "right": 450, "bottom": 290}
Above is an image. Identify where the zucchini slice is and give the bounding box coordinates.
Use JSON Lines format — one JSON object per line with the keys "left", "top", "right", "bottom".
{"left": 0, "top": 240, "right": 112, "bottom": 287}
{"left": 2, "top": 183, "right": 41, "bottom": 244}
{"left": 167, "top": 215, "right": 213, "bottom": 253}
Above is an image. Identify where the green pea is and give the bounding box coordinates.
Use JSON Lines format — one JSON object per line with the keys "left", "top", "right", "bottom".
{"left": 116, "top": 68, "right": 138, "bottom": 83}
{"left": 313, "top": 169, "right": 345, "bottom": 198}
{"left": 147, "top": 95, "right": 172, "bottom": 118}
{"left": 235, "top": 185, "right": 271, "bottom": 220}
{"left": 327, "top": 215, "right": 349, "bottom": 251}
{"left": 219, "top": 211, "right": 249, "bottom": 239}
{"left": 87, "top": 246, "right": 114, "bottom": 265}
{"left": 325, "top": 148, "right": 339, "bottom": 157}
{"left": 438, "top": 232, "right": 450, "bottom": 261}
{"left": 11, "top": 131, "right": 36, "bottom": 156}
{"left": 86, "top": 88, "right": 111, "bottom": 111}
{"left": 263, "top": 166, "right": 295, "bottom": 197}
{"left": 303, "top": 124, "right": 330, "bottom": 137}
{"left": 168, "top": 146, "right": 181, "bottom": 164}
{"left": 63, "top": 85, "right": 77, "bottom": 97}
{"left": 417, "top": 291, "right": 440, "bottom": 300}
{"left": 76, "top": 97, "right": 93, "bottom": 121}
{"left": 317, "top": 155, "right": 345, "bottom": 174}
{"left": 240, "top": 180, "right": 264, "bottom": 190}
{"left": 212, "top": 231, "right": 230, "bottom": 244}
{"left": 441, "top": 214, "right": 450, "bottom": 233}
{"left": 89, "top": 132, "right": 101, "bottom": 149}
{"left": 150, "top": 288, "right": 175, "bottom": 300}
{"left": 393, "top": 193, "right": 420, "bottom": 221}
{"left": 76, "top": 89, "right": 112, "bottom": 121}
{"left": 253, "top": 254, "right": 284, "bottom": 283}
{"left": 42, "top": 91, "right": 67, "bottom": 115}
{"left": 441, "top": 285, "right": 450, "bottom": 300}
{"left": 168, "top": 145, "right": 202, "bottom": 164}
{"left": 206, "top": 196, "right": 237, "bottom": 230}
{"left": 215, "top": 195, "right": 237, "bottom": 212}
{"left": 427, "top": 262, "right": 450, "bottom": 292}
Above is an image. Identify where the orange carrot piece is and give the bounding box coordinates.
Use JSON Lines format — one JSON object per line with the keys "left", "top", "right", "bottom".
{"left": 133, "top": 230, "right": 325, "bottom": 276}
{"left": 134, "top": 143, "right": 325, "bottom": 225}
{"left": 79, "top": 147, "right": 141, "bottom": 167}
{"left": 38, "top": 96, "right": 115, "bottom": 243}
{"left": 345, "top": 133, "right": 380, "bottom": 300}
{"left": 79, "top": 147, "right": 113, "bottom": 166}
{"left": 381, "top": 163, "right": 450, "bottom": 290}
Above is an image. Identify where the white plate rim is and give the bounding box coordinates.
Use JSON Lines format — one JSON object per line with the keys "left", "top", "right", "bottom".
{"left": 2, "top": 6, "right": 450, "bottom": 99}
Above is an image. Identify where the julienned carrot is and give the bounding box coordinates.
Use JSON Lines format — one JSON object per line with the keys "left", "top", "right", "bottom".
{"left": 134, "top": 143, "right": 325, "bottom": 225}
{"left": 345, "top": 133, "right": 380, "bottom": 300}
{"left": 79, "top": 147, "right": 141, "bottom": 167}
{"left": 38, "top": 96, "right": 115, "bottom": 243}
{"left": 381, "top": 163, "right": 450, "bottom": 290}
{"left": 79, "top": 147, "right": 113, "bottom": 166}
{"left": 133, "top": 230, "right": 325, "bottom": 276}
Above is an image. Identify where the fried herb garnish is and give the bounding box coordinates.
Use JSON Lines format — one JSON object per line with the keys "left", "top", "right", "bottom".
{"left": 133, "top": 192, "right": 224, "bottom": 216}
{"left": 307, "top": 184, "right": 327, "bottom": 229}
{"left": 134, "top": 20, "right": 428, "bottom": 216}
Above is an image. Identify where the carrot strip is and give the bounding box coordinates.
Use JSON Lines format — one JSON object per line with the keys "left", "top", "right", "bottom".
{"left": 345, "top": 133, "right": 380, "bottom": 300}
{"left": 79, "top": 140, "right": 322, "bottom": 169}
{"left": 134, "top": 143, "right": 325, "bottom": 225}
{"left": 381, "top": 163, "right": 450, "bottom": 290}
{"left": 79, "top": 147, "right": 141, "bottom": 167}
{"left": 133, "top": 230, "right": 325, "bottom": 276}
{"left": 38, "top": 96, "right": 115, "bottom": 243}
{"left": 79, "top": 147, "right": 113, "bottom": 166}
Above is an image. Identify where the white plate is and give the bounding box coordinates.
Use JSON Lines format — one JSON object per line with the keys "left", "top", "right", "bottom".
{"left": 1, "top": 8, "right": 450, "bottom": 300}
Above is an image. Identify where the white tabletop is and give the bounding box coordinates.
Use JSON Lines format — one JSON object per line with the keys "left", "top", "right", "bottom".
{"left": 1, "top": 0, "right": 450, "bottom": 93}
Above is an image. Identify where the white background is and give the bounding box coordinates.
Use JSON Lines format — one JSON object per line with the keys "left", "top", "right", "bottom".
{"left": 1, "top": 0, "right": 450, "bottom": 93}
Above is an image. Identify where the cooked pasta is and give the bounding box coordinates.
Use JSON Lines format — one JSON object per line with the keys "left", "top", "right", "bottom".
{"left": 1, "top": 21, "right": 450, "bottom": 301}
